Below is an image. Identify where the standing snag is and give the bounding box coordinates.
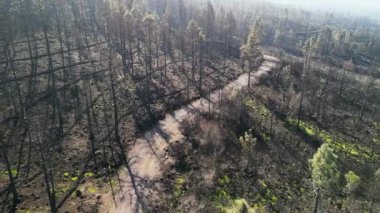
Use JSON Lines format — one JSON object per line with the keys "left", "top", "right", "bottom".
{"left": 186, "top": 19, "right": 205, "bottom": 96}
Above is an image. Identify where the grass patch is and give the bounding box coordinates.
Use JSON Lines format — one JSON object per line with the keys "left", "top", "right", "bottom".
{"left": 174, "top": 176, "right": 186, "bottom": 198}
{"left": 170, "top": 175, "right": 187, "bottom": 209}
{"left": 218, "top": 175, "right": 230, "bottom": 186}
{"left": 286, "top": 118, "right": 380, "bottom": 162}
{"left": 63, "top": 172, "right": 70, "bottom": 181}
{"left": 62, "top": 171, "right": 95, "bottom": 182}
{"left": 62, "top": 172, "right": 78, "bottom": 182}
{"left": 373, "top": 137, "right": 380, "bottom": 145}
{"left": 108, "top": 178, "right": 118, "bottom": 190}
{"left": 214, "top": 175, "right": 267, "bottom": 212}
{"left": 373, "top": 122, "right": 380, "bottom": 131}
{"left": 55, "top": 182, "right": 71, "bottom": 197}
{"left": 16, "top": 209, "right": 39, "bottom": 213}
{"left": 214, "top": 175, "right": 233, "bottom": 208}
{"left": 243, "top": 98, "right": 270, "bottom": 118}
{"left": 286, "top": 119, "right": 316, "bottom": 137}
{"left": 221, "top": 199, "right": 257, "bottom": 213}
{"left": 259, "top": 180, "right": 278, "bottom": 206}
{"left": 86, "top": 186, "right": 98, "bottom": 194}
{"left": 1, "top": 168, "right": 18, "bottom": 179}
{"left": 211, "top": 173, "right": 278, "bottom": 212}
{"left": 85, "top": 172, "right": 95, "bottom": 178}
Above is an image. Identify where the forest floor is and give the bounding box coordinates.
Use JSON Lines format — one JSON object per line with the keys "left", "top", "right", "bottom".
{"left": 99, "top": 55, "right": 279, "bottom": 213}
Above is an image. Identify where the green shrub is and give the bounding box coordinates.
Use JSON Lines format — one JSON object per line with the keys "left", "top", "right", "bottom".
{"left": 344, "top": 171, "right": 361, "bottom": 193}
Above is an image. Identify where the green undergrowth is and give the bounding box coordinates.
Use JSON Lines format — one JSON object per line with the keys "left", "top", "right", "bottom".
{"left": 57, "top": 170, "right": 98, "bottom": 196}
{"left": 373, "top": 138, "right": 380, "bottom": 145}
{"left": 63, "top": 171, "right": 78, "bottom": 182}
{"left": 56, "top": 182, "right": 71, "bottom": 197}
{"left": 286, "top": 118, "right": 380, "bottom": 163}
{"left": 56, "top": 170, "right": 100, "bottom": 198}
{"left": 0, "top": 168, "right": 18, "bottom": 179}
{"left": 174, "top": 175, "right": 186, "bottom": 198}
{"left": 214, "top": 175, "right": 272, "bottom": 213}
{"left": 16, "top": 207, "right": 47, "bottom": 213}
{"left": 243, "top": 97, "right": 272, "bottom": 143}
{"left": 170, "top": 175, "right": 187, "bottom": 210}
{"left": 243, "top": 98, "right": 270, "bottom": 119}
{"left": 86, "top": 186, "right": 98, "bottom": 194}
{"left": 221, "top": 199, "right": 256, "bottom": 213}
{"left": 372, "top": 122, "right": 380, "bottom": 145}
{"left": 373, "top": 122, "right": 380, "bottom": 131}
{"left": 259, "top": 180, "right": 278, "bottom": 207}
{"left": 215, "top": 175, "right": 232, "bottom": 204}
{"left": 62, "top": 170, "right": 95, "bottom": 182}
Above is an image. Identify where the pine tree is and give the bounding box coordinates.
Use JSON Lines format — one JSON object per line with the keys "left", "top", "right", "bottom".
{"left": 309, "top": 143, "right": 340, "bottom": 213}
{"left": 240, "top": 20, "right": 262, "bottom": 87}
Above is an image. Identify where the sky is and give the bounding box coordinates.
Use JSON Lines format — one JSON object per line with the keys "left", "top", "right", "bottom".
{"left": 267, "top": 0, "right": 380, "bottom": 19}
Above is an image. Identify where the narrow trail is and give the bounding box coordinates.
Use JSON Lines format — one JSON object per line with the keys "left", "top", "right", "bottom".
{"left": 100, "top": 55, "right": 279, "bottom": 213}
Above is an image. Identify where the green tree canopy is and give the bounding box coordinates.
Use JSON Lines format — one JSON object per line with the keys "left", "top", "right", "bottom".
{"left": 309, "top": 143, "right": 340, "bottom": 191}
{"left": 344, "top": 171, "right": 361, "bottom": 194}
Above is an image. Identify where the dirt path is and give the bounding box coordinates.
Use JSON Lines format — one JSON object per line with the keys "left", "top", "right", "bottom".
{"left": 100, "top": 55, "right": 279, "bottom": 213}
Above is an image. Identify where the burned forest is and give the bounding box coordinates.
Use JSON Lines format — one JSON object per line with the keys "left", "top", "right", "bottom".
{"left": 0, "top": 0, "right": 379, "bottom": 212}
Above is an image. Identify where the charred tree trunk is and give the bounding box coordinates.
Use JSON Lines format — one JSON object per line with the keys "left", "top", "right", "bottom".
{"left": 1, "top": 132, "right": 19, "bottom": 212}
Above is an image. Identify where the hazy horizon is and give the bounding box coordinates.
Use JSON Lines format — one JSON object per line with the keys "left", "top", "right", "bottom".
{"left": 267, "top": 0, "right": 380, "bottom": 20}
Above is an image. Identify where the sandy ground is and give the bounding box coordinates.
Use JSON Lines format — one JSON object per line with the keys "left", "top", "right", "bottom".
{"left": 100, "top": 55, "right": 279, "bottom": 213}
